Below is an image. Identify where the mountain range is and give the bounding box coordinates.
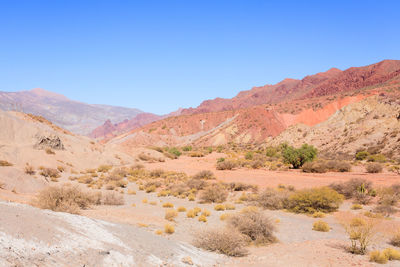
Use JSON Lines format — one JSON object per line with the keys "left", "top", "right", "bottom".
{"left": 1, "top": 60, "right": 399, "bottom": 154}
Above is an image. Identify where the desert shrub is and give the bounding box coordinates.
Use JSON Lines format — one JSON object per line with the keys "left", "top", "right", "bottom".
{"left": 102, "top": 192, "right": 124, "bottom": 205}
{"left": 244, "top": 152, "right": 253, "bottom": 160}
{"left": 0, "top": 182, "right": 5, "bottom": 189}
{"left": 186, "top": 178, "right": 207, "bottom": 190}
{"left": 202, "top": 209, "right": 211, "bottom": 216}
{"left": 351, "top": 204, "right": 363, "bottom": 210}
{"left": 225, "top": 203, "right": 235, "bottom": 210}
{"left": 164, "top": 223, "right": 175, "bottom": 234}
{"left": 250, "top": 159, "right": 264, "bottom": 169}
{"left": 0, "top": 160, "right": 13, "bottom": 166}
{"left": 40, "top": 168, "right": 60, "bottom": 178}
{"left": 369, "top": 250, "right": 388, "bottom": 264}
{"left": 190, "top": 151, "right": 204, "bottom": 157}
{"left": 281, "top": 144, "right": 317, "bottom": 169}
{"left": 329, "top": 178, "right": 373, "bottom": 199}
{"left": 128, "top": 189, "right": 136, "bottom": 195}
{"left": 193, "top": 228, "right": 248, "bottom": 256}
{"left": 162, "top": 202, "right": 174, "bottom": 208}
{"left": 182, "top": 146, "right": 192, "bottom": 151}
{"left": 131, "top": 163, "right": 144, "bottom": 170}
{"left": 193, "top": 170, "right": 215, "bottom": 180}
{"left": 97, "top": 165, "right": 112, "bottom": 173}
{"left": 188, "top": 194, "right": 196, "bottom": 201}
{"left": 193, "top": 207, "right": 201, "bottom": 215}
{"left": 265, "top": 147, "right": 278, "bottom": 157}
{"left": 24, "top": 164, "right": 35, "bottom": 175}
{"left": 374, "top": 187, "right": 400, "bottom": 216}
{"left": 312, "top": 211, "right": 326, "bottom": 218}
{"left": 302, "top": 161, "right": 327, "bottom": 173}
{"left": 149, "top": 168, "right": 165, "bottom": 177}
{"left": 155, "top": 229, "right": 163, "bottom": 235}
{"left": 200, "top": 184, "right": 228, "bottom": 203}
{"left": 198, "top": 215, "right": 207, "bottom": 222}
{"left": 169, "top": 183, "right": 190, "bottom": 197}
{"left": 187, "top": 209, "right": 196, "bottom": 218}
{"left": 367, "top": 154, "right": 386, "bottom": 163}
{"left": 168, "top": 147, "right": 182, "bottom": 158}
{"left": 34, "top": 185, "right": 97, "bottom": 214}
{"left": 165, "top": 209, "right": 178, "bottom": 221}
{"left": 312, "top": 220, "right": 330, "bottom": 232}
{"left": 383, "top": 248, "right": 400, "bottom": 260}
{"left": 390, "top": 230, "right": 400, "bottom": 247}
{"left": 177, "top": 206, "right": 187, "bottom": 212}
{"left": 216, "top": 160, "right": 237, "bottom": 170}
{"left": 345, "top": 217, "right": 376, "bottom": 254}
{"left": 303, "top": 160, "right": 351, "bottom": 173}
{"left": 228, "top": 182, "right": 258, "bottom": 192}
{"left": 227, "top": 210, "right": 276, "bottom": 245}
{"left": 288, "top": 187, "right": 343, "bottom": 213}
{"left": 214, "top": 204, "right": 225, "bottom": 211}
{"left": 366, "top": 163, "right": 383, "bottom": 173}
{"left": 326, "top": 160, "right": 352, "bottom": 172}
{"left": 355, "top": 151, "right": 369, "bottom": 161}
{"left": 256, "top": 188, "right": 289, "bottom": 210}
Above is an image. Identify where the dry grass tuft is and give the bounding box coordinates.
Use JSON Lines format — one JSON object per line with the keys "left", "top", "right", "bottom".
{"left": 102, "top": 191, "right": 124, "bottom": 205}
{"left": 34, "top": 185, "right": 98, "bottom": 214}
{"left": 227, "top": 210, "right": 276, "bottom": 245}
{"left": 0, "top": 160, "right": 13, "bottom": 166}
{"left": 194, "top": 228, "right": 248, "bottom": 256}
{"left": 165, "top": 209, "right": 178, "bottom": 221}
{"left": 200, "top": 183, "right": 228, "bottom": 203}
{"left": 164, "top": 223, "right": 175, "bottom": 234}
{"left": 312, "top": 220, "right": 330, "bottom": 232}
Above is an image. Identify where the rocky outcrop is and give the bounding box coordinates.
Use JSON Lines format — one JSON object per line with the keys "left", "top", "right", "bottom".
{"left": 34, "top": 134, "right": 65, "bottom": 150}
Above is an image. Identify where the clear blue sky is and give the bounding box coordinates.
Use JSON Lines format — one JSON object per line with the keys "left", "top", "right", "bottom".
{"left": 0, "top": 0, "right": 399, "bottom": 114}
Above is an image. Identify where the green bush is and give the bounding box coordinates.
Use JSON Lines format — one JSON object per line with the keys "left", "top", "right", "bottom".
{"left": 182, "top": 146, "right": 192, "bottom": 151}
{"left": 288, "top": 187, "right": 344, "bottom": 213}
{"left": 367, "top": 154, "right": 386, "bottom": 163}
{"left": 355, "top": 151, "right": 369, "bottom": 161}
{"left": 265, "top": 147, "right": 278, "bottom": 157}
{"left": 245, "top": 152, "right": 254, "bottom": 160}
{"left": 282, "top": 144, "right": 317, "bottom": 169}
{"left": 168, "top": 147, "right": 182, "bottom": 158}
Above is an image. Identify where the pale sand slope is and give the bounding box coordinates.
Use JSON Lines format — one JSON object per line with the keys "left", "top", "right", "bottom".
{"left": 0, "top": 110, "right": 135, "bottom": 171}
{"left": 0, "top": 201, "right": 223, "bottom": 267}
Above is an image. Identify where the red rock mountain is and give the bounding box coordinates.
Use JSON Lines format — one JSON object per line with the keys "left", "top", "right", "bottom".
{"left": 181, "top": 60, "right": 400, "bottom": 115}
{"left": 110, "top": 60, "right": 400, "bottom": 148}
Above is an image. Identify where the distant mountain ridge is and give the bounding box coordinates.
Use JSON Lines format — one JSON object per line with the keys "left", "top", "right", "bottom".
{"left": 181, "top": 60, "right": 400, "bottom": 115}
{"left": 0, "top": 88, "right": 143, "bottom": 135}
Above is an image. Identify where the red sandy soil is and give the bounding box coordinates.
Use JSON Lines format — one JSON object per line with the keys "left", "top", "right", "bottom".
{"left": 144, "top": 153, "right": 400, "bottom": 189}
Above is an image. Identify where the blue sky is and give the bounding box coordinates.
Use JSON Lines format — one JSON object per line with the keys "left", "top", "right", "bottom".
{"left": 0, "top": 0, "right": 399, "bottom": 114}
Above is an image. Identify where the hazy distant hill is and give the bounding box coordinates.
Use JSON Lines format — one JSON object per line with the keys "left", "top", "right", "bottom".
{"left": 0, "top": 88, "right": 143, "bottom": 135}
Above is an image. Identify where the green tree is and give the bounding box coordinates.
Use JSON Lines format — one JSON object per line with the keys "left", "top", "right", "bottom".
{"left": 282, "top": 144, "right": 317, "bottom": 169}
